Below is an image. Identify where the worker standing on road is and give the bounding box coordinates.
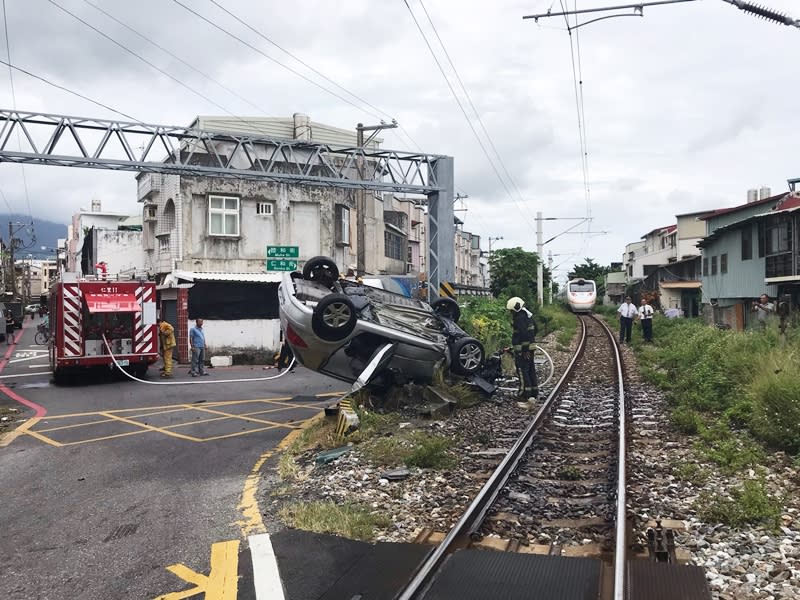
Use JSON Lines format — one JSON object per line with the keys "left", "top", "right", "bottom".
{"left": 507, "top": 296, "right": 538, "bottom": 409}
{"left": 189, "top": 318, "right": 209, "bottom": 377}
{"left": 157, "top": 318, "right": 176, "bottom": 378}
{"left": 5, "top": 312, "right": 14, "bottom": 345}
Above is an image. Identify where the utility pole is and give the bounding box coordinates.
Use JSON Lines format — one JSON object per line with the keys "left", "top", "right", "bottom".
{"left": 356, "top": 121, "right": 398, "bottom": 276}
{"left": 536, "top": 212, "right": 545, "bottom": 307}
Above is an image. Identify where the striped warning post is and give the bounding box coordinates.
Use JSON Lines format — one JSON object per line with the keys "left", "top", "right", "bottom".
{"left": 134, "top": 284, "right": 156, "bottom": 353}
{"left": 62, "top": 283, "right": 83, "bottom": 357}
{"left": 335, "top": 397, "right": 359, "bottom": 437}
{"left": 439, "top": 281, "right": 456, "bottom": 300}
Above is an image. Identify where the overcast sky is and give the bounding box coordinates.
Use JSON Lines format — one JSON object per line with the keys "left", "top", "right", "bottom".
{"left": 1, "top": 0, "right": 798, "bottom": 281}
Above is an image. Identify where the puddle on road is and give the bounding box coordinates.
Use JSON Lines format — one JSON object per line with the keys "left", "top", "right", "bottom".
{"left": 18, "top": 382, "right": 50, "bottom": 389}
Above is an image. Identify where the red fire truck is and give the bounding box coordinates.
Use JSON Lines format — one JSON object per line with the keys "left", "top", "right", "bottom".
{"left": 48, "top": 275, "right": 159, "bottom": 382}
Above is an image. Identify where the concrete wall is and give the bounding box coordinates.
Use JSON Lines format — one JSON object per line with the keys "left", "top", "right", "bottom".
{"left": 186, "top": 318, "right": 281, "bottom": 360}
{"left": 94, "top": 230, "right": 145, "bottom": 274}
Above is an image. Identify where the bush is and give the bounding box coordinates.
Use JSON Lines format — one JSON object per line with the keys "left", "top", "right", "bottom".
{"left": 748, "top": 364, "right": 800, "bottom": 453}
{"left": 671, "top": 405, "right": 703, "bottom": 434}
{"left": 697, "top": 479, "right": 781, "bottom": 529}
{"left": 279, "top": 501, "right": 391, "bottom": 540}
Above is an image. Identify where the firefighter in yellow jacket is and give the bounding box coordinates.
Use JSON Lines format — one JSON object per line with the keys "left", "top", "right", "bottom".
{"left": 157, "top": 319, "right": 177, "bottom": 378}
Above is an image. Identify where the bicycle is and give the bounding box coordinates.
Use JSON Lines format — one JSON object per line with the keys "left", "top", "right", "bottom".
{"left": 35, "top": 323, "right": 50, "bottom": 345}
{"left": 487, "top": 345, "right": 555, "bottom": 396}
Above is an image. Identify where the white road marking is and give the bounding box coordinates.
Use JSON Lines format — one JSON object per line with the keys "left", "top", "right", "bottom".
{"left": 0, "top": 371, "right": 51, "bottom": 380}
{"left": 28, "top": 364, "right": 50, "bottom": 368}
{"left": 10, "top": 353, "right": 50, "bottom": 364}
{"left": 249, "top": 533, "right": 286, "bottom": 600}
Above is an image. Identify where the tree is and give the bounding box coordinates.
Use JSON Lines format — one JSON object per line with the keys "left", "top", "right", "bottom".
{"left": 489, "top": 247, "right": 551, "bottom": 306}
{"left": 568, "top": 258, "right": 611, "bottom": 301}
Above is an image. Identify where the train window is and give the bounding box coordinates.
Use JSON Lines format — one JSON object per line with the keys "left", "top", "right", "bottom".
{"left": 569, "top": 281, "right": 595, "bottom": 292}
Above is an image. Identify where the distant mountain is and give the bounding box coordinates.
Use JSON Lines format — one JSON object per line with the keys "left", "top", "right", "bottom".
{"left": 0, "top": 214, "right": 68, "bottom": 259}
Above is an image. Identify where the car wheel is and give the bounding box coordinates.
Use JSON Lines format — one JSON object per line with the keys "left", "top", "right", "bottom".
{"left": 450, "top": 337, "right": 484, "bottom": 375}
{"left": 303, "top": 256, "right": 340, "bottom": 288}
{"left": 312, "top": 293, "right": 357, "bottom": 341}
{"left": 431, "top": 297, "right": 461, "bottom": 323}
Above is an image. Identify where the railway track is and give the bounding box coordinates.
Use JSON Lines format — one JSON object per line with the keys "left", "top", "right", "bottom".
{"left": 396, "top": 313, "right": 628, "bottom": 599}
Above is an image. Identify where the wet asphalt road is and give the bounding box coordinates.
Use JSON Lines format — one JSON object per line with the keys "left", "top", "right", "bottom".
{"left": 0, "top": 319, "right": 344, "bottom": 600}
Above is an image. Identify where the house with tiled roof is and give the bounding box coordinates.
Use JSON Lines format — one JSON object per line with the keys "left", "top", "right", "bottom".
{"left": 697, "top": 190, "right": 796, "bottom": 329}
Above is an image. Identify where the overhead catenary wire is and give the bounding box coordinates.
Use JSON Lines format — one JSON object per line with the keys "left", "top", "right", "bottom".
{"left": 403, "top": 0, "right": 537, "bottom": 232}
{"left": 417, "top": 0, "right": 532, "bottom": 216}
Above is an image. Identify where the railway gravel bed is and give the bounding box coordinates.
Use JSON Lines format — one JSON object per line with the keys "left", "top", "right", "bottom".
{"left": 266, "top": 324, "right": 800, "bottom": 600}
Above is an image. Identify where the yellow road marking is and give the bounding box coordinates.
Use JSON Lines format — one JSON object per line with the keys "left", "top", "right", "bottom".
{"left": 155, "top": 540, "right": 240, "bottom": 600}
{"left": 0, "top": 417, "right": 43, "bottom": 447}
{"left": 235, "top": 411, "right": 326, "bottom": 538}
{"left": 186, "top": 404, "right": 289, "bottom": 428}
{"left": 99, "top": 412, "right": 201, "bottom": 443}
{"left": 58, "top": 429, "right": 152, "bottom": 447}
{"left": 21, "top": 426, "right": 64, "bottom": 447}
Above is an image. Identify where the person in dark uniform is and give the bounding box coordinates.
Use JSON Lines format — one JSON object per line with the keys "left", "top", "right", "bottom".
{"left": 507, "top": 296, "right": 538, "bottom": 409}
{"left": 5, "top": 312, "right": 15, "bottom": 345}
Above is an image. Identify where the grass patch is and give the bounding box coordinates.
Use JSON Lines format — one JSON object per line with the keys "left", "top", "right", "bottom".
{"left": 671, "top": 461, "right": 710, "bottom": 486}
{"left": 696, "top": 425, "right": 765, "bottom": 473}
{"left": 363, "top": 430, "right": 457, "bottom": 469}
{"left": 697, "top": 479, "right": 781, "bottom": 529}
{"left": 557, "top": 465, "right": 583, "bottom": 480}
{"left": 279, "top": 500, "right": 391, "bottom": 540}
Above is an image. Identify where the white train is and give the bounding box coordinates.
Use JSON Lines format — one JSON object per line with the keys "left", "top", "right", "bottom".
{"left": 559, "top": 278, "right": 597, "bottom": 313}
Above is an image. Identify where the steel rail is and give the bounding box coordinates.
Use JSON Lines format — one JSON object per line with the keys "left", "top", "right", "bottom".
{"left": 591, "top": 315, "right": 628, "bottom": 600}
{"left": 395, "top": 318, "right": 590, "bottom": 600}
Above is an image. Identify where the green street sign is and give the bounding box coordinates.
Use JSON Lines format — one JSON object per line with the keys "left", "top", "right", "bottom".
{"left": 266, "top": 245, "right": 299, "bottom": 258}
{"left": 267, "top": 259, "right": 298, "bottom": 271}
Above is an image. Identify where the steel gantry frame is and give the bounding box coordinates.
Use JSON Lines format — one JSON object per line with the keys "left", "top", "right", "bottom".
{"left": 0, "top": 109, "right": 455, "bottom": 299}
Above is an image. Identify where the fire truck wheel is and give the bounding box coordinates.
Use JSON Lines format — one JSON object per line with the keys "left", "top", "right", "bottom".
{"left": 52, "top": 368, "right": 66, "bottom": 386}
{"left": 133, "top": 365, "right": 148, "bottom": 378}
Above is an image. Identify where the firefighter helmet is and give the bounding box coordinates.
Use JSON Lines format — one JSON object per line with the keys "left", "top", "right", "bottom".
{"left": 506, "top": 297, "right": 525, "bottom": 311}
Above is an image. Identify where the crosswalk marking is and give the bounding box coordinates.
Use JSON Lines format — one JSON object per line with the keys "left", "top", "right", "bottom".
{"left": 249, "top": 534, "right": 286, "bottom": 600}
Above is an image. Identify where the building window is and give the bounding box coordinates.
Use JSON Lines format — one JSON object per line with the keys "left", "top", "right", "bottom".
{"left": 720, "top": 253, "right": 728, "bottom": 274}
{"left": 741, "top": 227, "right": 752, "bottom": 261}
{"left": 765, "top": 217, "right": 793, "bottom": 278}
{"left": 711, "top": 255, "right": 717, "bottom": 275}
{"left": 208, "top": 195, "right": 239, "bottom": 236}
{"left": 758, "top": 221, "right": 766, "bottom": 258}
{"left": 384, "top": 230, "right": 405, "bottom": 261}
{"left": 256, "top": 202, "right": 274, "bottom": 216}
{"left": 336, "top": 204, "right": 350, "bottom": 246}
{"left": 702, "top": 257, "right": 708, "bottom": 276}
{"left": 159, "top": 236, "right": 170, "bottom": 254}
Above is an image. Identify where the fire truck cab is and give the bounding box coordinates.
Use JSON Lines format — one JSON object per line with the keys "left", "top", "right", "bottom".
{"left": 48, "top": 273, "right": 159, "bottom": 383}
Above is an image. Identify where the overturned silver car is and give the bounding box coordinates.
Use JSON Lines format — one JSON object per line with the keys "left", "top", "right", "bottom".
{"left": 278, "top": 256, "right": 485, "bottom": 389}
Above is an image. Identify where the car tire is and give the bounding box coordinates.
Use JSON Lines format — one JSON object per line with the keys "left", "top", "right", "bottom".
{"left": 303, "top": 256, "right": 340, "bottom": 288}
{"left": 312, "top": 293, "right": 357, "bottom": 341}
{"left": 450, "top": 336, "right": 485, "bottom": 375}
{"left": 431, "top": 297, "right": 461, "bottom": 323}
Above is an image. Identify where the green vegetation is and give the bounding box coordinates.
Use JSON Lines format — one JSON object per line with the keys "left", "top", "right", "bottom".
{"left": 557, "top": 465, "right": 583, "bottom": 480}
{"left": 488, "top": 247, "right": 550, "bottom": 305}
{"left": 363, "top": 430, "right": 457, "bottom": 469}
{"left": 279, "top": 500, "right": 391, "bottom": 540}
{"left": 670, "top": 461, "right": 710, "bottom": 486}
{"left": 636, "top": 317, "right": 800, "bottom": 456}
{"left": 697, "top": 479, "right": 782, "bottom": 529}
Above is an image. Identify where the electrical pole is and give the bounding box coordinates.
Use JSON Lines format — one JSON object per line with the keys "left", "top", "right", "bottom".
{"left": 536, "top": 212, "right": 544, "bottom": 307}
{"left": 356, "top": 121, "right": 397, "bottom": 276}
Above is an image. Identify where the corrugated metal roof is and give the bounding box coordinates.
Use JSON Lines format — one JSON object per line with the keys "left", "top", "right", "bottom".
{"left": 173, "top": 270, "right": 284, "bottom": 283}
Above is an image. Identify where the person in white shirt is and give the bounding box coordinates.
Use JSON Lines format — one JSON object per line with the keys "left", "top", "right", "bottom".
{"left": 617, "top": 296, "right": 637, "bottom": 344}
{"left": 638, "top": 297, "right": 655, "bottom": 342}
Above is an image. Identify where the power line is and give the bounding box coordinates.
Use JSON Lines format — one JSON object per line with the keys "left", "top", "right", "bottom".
{"left": 403, "top": 0, "right": 537, "bottom": 232}
{"left": 0, "top": 58, "right": 138, "bottom": 120}
{"left": 201, "top": 0, "right": 425, "bottom": 156}
{"left": 80, "top": 0, "right": 271, "bottom": 117}
{"left": 45, "top": 0, "right": 252, "bottom": 121}
{"left": 417, "top": 0, "right": 531, "bottom": 215}
{"left": 2, "top": 0, "right": 33, "bottom": 223}
{"left": 169, "top": 0, "right": 384, "bottom": 122}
